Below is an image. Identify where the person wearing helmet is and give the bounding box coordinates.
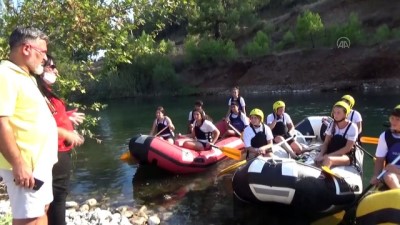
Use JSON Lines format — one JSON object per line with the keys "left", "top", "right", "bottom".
{"left": 225, "top": 86, "right": 246, "bottom": 119}
{"left": 315, "top": 101, "right": 359, "bottom": 168}
{"left": 242, "top": 108, "right": 274, "bottom": 159}
{"left": 266, "top": 101, "right": 302, "bottom": 157}
{"left": 341, "top": 94, "right": 363, "bottom": 136}
{"left": 370, "top": 105, "right": 400, "bottom": 189}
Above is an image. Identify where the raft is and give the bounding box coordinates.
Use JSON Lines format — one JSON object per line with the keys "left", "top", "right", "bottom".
{"left": 129, "top": 135, "right": 244, "bottom": 174}
{"left": 232, "top": 116, "right": 364, "bottom": 215}
{"left": 356, "top": 189, "right": 400, "bottom": 225}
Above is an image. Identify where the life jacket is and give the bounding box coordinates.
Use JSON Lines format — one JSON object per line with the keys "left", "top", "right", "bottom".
{"left": 327, "top": 122, "right": 352, "bottom": 154}
{"left": 246, "top": 124, "right": 269, "bottom": 159}
{"left": 385, "top": 129, "right": 400, "bottom": 166}
{"left": 272, "top": 113, "right": 288, "bottom": 136}
{"left": 229, "top": 111, "right": 245, "bottom": 132}
{"left": 157, "top": 118, "right": 172, "bottom": 137}
{"left": 230, "top": 96, "right": 244, "bottom": 112}
{"left": 250, "top": 124, "right": 268, "bottom": 148}
{"left": 194, "top": 120, "right": 212, "bottom": 142}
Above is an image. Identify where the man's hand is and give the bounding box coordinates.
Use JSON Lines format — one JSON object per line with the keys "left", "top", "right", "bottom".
{"left": 12, "top": 159, "right": 34, "bottom": 189}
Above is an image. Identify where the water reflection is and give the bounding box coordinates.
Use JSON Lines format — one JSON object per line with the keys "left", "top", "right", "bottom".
{"left": 68, "top": 90, "right": 400, "bottom": 223}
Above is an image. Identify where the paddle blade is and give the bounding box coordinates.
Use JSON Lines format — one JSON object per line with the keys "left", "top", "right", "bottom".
{"left": 218, "top": 160, "right": 247, "bottom": 177}
{"left": 120, "top": 151, "right": 137, "bottom": 164}
{"left": 360, "top": 137, "right": 378, "bottom": 145}
{"left": 321, "top": 166, "right": 342, "bottom": 178}
{"left": 220, "top": 146, "right": 242, "bottom": 160}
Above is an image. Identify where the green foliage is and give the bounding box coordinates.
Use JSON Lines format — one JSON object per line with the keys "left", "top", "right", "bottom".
{"left": 393, "top": 27, "right": 400, "bottom": 39}
{"left": 276, "top": 30, "right": 295, "bottom": 51}
{"left": 188, "top": 0, "right": 269, "bottom": 38}
{"left": 243, "top": 31, "right": 270, "bottom": 57}
{"left": 295, "top": 10, "right": 324, "bottom": 48}
{"left": 333, "top": 13, "right": 364, "bottom": 45}
{"left": 374, "top": 24, "right": 391, "bottom": 43}
{"left": 0, "top": 212, "right": 11, "bottom": 225}
{"left": 184, "top": 36, "right": 238, "bottom": 63}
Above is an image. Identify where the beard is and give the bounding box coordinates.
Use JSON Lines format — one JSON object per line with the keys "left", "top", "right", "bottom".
{"left": 31, "top": 65, "right": 44, "bottom": 75}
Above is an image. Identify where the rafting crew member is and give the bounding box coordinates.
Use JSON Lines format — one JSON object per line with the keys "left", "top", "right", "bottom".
{"left": 341, "top": 94, "right": 363, "bottom": 142}
{"left": 187, "top": 100, "right": 205, "bottom": 134}
{"left": 370, "top": 105, "right": 400, "bottom": 189}
{"left": 222, "top": 100, "right": 249, "bottom": 138}
{"left": 150, "top": 106, "right": 175, "bottom": 144}
{"left": 225, "top": 86, "right": 246, "bottom": 118}
{"left": 266, "top": 100, "right": 302, "bottom": 157}
{"left": 243, "top": 108, "right": 274, "bottom": 159}
{"left": 179, "top": 109, "right": 220, "bottom": 151}
{"left": 315, "top": 101, "right": 359, "bottom": 168}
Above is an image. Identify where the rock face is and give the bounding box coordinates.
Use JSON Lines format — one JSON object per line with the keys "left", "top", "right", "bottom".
{"left": 180, "top": 40, "right": 400, "bottom": 94}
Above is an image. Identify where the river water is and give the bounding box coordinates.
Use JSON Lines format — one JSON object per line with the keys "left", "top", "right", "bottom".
{"left": 68, "top": 90, "right": 399, "bottom": 224}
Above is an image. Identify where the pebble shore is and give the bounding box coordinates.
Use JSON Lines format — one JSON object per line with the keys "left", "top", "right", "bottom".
{"left": 0, "top": 182, "right": 161, "bottom": 225}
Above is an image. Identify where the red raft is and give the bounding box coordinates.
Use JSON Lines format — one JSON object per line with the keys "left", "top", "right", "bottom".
{"left": 129, "top": 134, "right": 244, "bottom": 174}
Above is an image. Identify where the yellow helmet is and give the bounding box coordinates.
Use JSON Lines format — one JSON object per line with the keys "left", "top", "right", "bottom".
{"left": 249, "top": 108, "right": 264, "bottom": 122}
{"left": 333, "top": 101, "right": 351, "bottom": 116}
{"left": 341, "top": 95, "right": 355, "bottom": 108}
{"left": 273, "top": 100, "right": 286, "bottom": 113}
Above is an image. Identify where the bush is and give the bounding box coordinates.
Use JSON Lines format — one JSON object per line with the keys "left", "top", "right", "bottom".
{"left": 373, "top": 24, "right": 391, "bottom": 43}
{"left": 335, "top": 13, "right": 365, "bottom": 45}
{"left": 295, "top": 10, "right": 324, "bottom": 48}
{"left": 184, "top": 36, "right": 238, "bottom": 63}
{"left": 276, "top": 30, "right": 296, "bottom": 51}
{"left": 392, "top": 27, "right": 400, "bottom": 39}
{"left": 243, "top": 31, "right": 270, "bottom": 57}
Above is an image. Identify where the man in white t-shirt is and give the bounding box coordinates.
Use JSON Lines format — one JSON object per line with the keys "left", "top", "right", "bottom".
{"left": 266, "top": 100, "right": 302, "bottom": 156}
{"left": 370, "top": 105, "right": 400, "bottom": 189}
{"left": 243, "top": 108, "right": 273, "bottom": 159}
{"left": 315, "top": 101, "right": 358, "bottom": 168}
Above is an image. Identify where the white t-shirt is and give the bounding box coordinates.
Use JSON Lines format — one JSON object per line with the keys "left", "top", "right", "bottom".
{"left": 243, "top": 124, "right": 274, "bottom": 148}
{"left": 347, "top": 110, "right": 362, "bottom": 123}
{"left": 266, "top": 113, "right": 293, "bottom": 125}
{"left": 375, "top": 131, "right": 400, "bottom": 157}
{"left": 325, "top": 121, "right": 358, "bottom": 142}
{"left": 228, "top": 97, "right": 246, "bottom": 108}
{"left": 229, "top": 112, "right": 250, "bottom": 126}
{"left": 192, "top": 120, "right": 217, "bottom": 142}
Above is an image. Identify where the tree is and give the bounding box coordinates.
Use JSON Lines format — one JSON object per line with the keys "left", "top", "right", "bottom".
{"left": 296, "top": 10, "right": 324, "bottom": 48}
{"left": 188, "top": 0, "right": 268, "bottom": 39}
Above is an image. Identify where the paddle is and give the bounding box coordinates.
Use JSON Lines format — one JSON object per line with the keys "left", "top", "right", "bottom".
{"left": 339, "top": 154, "right": 400, "bottom": 225}
{"left": 218, "top": 136, "right": 294, "bottom": 177}
{"left": 120, "top": 126, "right": 170, "bottom": 163}
{"left": 210, "top": 143, "right": 242, "bottom": 160}
{"left": 360, "top": 136, "right": 378, "bottom": 145}
{"left": 228, "top": 122, "right": 242, "bottom": 137}
{"left": 321, "top": 166, "right": 342, "bottom": 178}
{"left": 218, "top": 142, "right": 274, "bottom": 177}
{"left": 355, "top": 143, "right": 376, "bottom": 161}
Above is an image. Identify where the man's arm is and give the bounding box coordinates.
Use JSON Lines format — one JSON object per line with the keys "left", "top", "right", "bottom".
{"left": 0, "top": 116, "right": 34, "bottom": 188}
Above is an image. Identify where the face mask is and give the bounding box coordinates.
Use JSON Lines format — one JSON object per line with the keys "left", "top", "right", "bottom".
{"left": 43, "top": 72, "right": 57, "bottom": 85}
